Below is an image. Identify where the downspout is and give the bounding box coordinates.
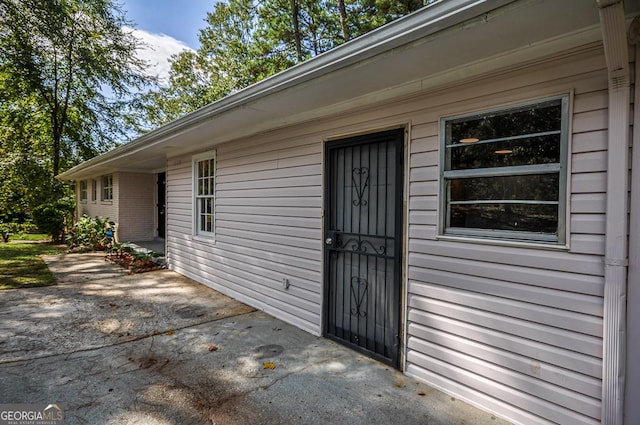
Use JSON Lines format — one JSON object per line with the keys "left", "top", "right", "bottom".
{"left": 597, "top": 1, "right": 630, "bottom": 424}
{"left": 625, "top": 16, "right": 640, "bottom": 425}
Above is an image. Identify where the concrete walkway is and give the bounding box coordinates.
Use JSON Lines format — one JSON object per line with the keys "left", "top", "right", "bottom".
{"left": 0, "top": 253, "right": 510, "bottom": 425}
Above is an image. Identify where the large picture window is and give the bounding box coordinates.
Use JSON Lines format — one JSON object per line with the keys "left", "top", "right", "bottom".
{"left": 194, "top": 152, "right": 216, "bottom": 238}
{"left": 440, "top": 96, "right": 569, "bottom": 244}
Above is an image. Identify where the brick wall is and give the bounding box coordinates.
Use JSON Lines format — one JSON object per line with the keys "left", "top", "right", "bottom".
{"left": 77, "top": 175, "right": 118, "bottom": 224}
{"left": 116, "top": 172, "right": 155, "bottom": 241}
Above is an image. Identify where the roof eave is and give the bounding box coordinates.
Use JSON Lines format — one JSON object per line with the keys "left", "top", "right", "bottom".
{"left": 57, "top": 0, "right": 516, "bottom": 180}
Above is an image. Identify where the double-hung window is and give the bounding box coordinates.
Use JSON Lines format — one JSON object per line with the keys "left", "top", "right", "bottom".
{"left": 102, "top": 175, "right": 113, "bottom": 201}
{"left": 79, "top": 180, "right": 88, "bottom": 202}
{"left": 194, "top": 152, "right": 216, "bottom": 238}
{"left": 91, "top": 179, "right": 97, "bottom": 202}
{"left": 440, "top": 96, "right": 569, "bottom": 244}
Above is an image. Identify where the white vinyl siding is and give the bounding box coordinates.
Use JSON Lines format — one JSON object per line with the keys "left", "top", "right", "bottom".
{"left": 167, "top": 139, "right": 323, "bottom": 334}
{"left": 406, "top": 48, "right": 608, "bottom": 425}
{"left": 164, "top": 44, "right": 612, "bottom": 425}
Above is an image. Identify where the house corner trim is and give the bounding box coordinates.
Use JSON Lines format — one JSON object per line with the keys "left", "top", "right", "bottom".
{"left": 597, "top": 1, "right": 630, "bottom": 424}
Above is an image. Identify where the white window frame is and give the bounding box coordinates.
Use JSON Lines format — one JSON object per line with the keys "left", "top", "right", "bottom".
{"left": 102, "top": 174, "right": 113, "bottom": 201}
{"left": 439, "top": 95, "right": 569, "bottom": 245}
{"left": 193, "top": 151, "right": 216, "bottom": 240}
{"left": 79, "top": 180, "right": 88, "bottom": 202}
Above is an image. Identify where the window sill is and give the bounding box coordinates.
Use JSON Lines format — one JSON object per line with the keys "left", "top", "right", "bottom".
{"left": 100, "top": 201, "right": 113, "bottom": 205}
{"left": 436, "top": 234, "right": 569, "bottom": 251}
{"left": 192, "top": 235, "right": 216, "bottom": 245}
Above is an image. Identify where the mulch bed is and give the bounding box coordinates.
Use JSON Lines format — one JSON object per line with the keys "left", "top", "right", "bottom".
{"left": 106, "top": 252, "right": 165, "bottom": 274}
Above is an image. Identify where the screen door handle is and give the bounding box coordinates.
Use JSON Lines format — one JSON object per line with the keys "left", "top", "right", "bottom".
{"left": 325, "top": 230, "right": 338, "bottom": 247}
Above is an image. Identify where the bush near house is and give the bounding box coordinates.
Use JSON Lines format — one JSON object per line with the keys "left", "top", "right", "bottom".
{"left": 66, "top": 215, "right": 116, "bottom": 251}
{"left": 32, "top": 198, "right": 75, "bottom": 242}
{"left": 67, "top": 217, "right": 164, "bottom": 273}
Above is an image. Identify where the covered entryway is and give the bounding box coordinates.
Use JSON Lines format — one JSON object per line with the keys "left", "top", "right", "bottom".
{"left": 324, "top": 128, "right": 404, "bottom": 368}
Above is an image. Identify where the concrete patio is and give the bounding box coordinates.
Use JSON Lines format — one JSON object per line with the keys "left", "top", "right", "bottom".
{"left": 0, "top": 253, "right": 511, "bottom": 425}
{"left": 130, "top": 239, "right": 165, "bottom": 255}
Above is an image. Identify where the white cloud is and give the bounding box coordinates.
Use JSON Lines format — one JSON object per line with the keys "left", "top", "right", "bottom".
{"left": 125, "top": 26, "right": 194, "bottom": 85}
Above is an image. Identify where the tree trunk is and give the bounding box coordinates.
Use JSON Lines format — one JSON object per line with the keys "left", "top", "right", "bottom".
{"left": 51, "top": 108, "right": 61, "bottom": 177}
{"left": 291, "top": 0, "right": 303, "bottom": 62}
{"left": 337, "top": 0, "right": 350, "bottom": 41}
{"left": 52, "top": 136, "right": 60, "bottom": 177}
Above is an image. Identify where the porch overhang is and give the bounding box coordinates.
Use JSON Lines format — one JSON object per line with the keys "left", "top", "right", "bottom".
{"left": 58, "top": 0, "right": 609, "bottom": 181}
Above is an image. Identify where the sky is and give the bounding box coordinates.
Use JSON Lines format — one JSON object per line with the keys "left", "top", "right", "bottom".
{"left": 118, "top": 0, "right": 213, "bottom": 84}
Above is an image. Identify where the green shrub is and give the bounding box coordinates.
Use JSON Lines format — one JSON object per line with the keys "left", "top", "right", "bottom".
{"left": 32, "top": 199, "right": 75, "bottom": 242}
{"left": 16, "top": 222, "right": 38, "bottom": 235}
{"left": 0, "top": 221, "right": 39, "bottom": 242}
{"left": 66, "top": 215, "right": 116, "bottom": 251}
{"left": 0, "top": 222, "right": 14, "bottom": 243}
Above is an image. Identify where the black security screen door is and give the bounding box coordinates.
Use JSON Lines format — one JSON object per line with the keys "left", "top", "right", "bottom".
{"left": 324, "top": 129, "right": 404, "bottom": 368}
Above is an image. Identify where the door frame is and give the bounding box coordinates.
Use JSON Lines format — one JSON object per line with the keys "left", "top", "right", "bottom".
{"left": 322, "top": 127, "right": 406, "bottom": 369}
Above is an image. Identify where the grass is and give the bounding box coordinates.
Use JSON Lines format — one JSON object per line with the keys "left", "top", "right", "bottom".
{"left": 0, "top": 241, "right": 66, "bottom": 290}
{"left": 11, "top": 233, "right": 50, "bottom": 241}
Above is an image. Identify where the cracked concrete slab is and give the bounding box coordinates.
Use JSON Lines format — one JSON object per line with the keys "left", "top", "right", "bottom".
{"left": 0, "top": 256, "right": 253, "bottom": 363}
{"left": 0, "top": 253, "right": 511, "bottom": 425}
{"left": 43, "top": 253, "right": 130, "bottom": 284}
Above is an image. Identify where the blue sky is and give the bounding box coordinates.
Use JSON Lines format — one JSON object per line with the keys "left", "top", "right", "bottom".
{"left": 117, "top": 0, "right": 214, "bottom": 83}
{"left": 119, "top": 0, "right": 212, "bottom": 49}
